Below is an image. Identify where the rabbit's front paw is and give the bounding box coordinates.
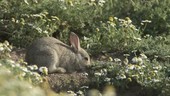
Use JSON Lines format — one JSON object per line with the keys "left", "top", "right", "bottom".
{"left": 56, "top": 67, "right": 66, "bottom": 73}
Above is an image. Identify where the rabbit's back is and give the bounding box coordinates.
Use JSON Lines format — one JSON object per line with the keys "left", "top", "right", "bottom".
{"left": 25, "top": 37, "right": 63, "bottom": 69}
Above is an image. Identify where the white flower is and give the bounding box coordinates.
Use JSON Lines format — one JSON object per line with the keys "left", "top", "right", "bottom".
{"left": 28, "top": 65, "right": 38, "bottom": 70}
{"left": 142, "top": 20, "right": 152, "bottom": 23}
{"left": 59, "top": 0, "right": 65, "bottom": 2}
{"left": 140, "top": 53, "right": 147, "bottom": 59}
{"left": 7, "top": 59, "right": 15, "bottom": 64}
{"left": 133, "top": 36, "right": 141, "bottom": 41}
{"left": 39, "top": 67, "right": 48, "bottom": 75}
{"left": 21, "top": 72, "right": 26, "bottom": 76}
{"left": 82, "top": 72, "right": 88, "bottom": 76}
{"left": 139, "top": 72, "right": 144, "bottom": 75}
{"left": 153, "top": 66, "right": 159, "bottom": 70}
{"left": 137, "top": 57, "right": 143, "bottom": 65}
{"left": 104, "top": 78, "right": 111, "bottom": 82}
{"left": 116, "top": 74, "right": 126, "bottom": 80}
{"left": 43, "top": 30, "right": 48, "bottom": 34}
{"left": 22, "top": 67, "right": 29, "bottom": 72}
{"left": 152, "top": 79, "right": 160, "bottom": 82}
{"left": 132, "top": 57, "right": 138, "bottom": 64}
{"left": 98, "top": 0, "right": 106, "bottom": 6}
{"left": 81, "top": 86, "right": 89, "bottom": 89}
{"left": 132, "top": 57, "right": 143, "bottom": 65}
{"left": 127, "top": 64, "right": 135, "bottom": 70}
{"left": 114, "top": 58, "right": 121, "bottom": 62}
{"left": 94, "top": 72, "right": 102, "bottom": 76}
{"left": 76, "top": 90, "right": 83, "bottom": 95}
{"left": 0, "top": 47, "right": 4, "bottom": 51}
{"left": 67, "top": 91, "right": 74, "bottom": 94}
{"left": 153, "top": 70, "right": 158, "bottom": 73}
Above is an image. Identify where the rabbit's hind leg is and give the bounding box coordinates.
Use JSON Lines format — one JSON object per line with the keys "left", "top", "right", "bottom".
{"left": 48, "top": 50, "right": 66, "bottom": 73}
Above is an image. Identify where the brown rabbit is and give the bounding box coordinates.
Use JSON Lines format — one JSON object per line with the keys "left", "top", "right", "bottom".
{"left": 25, "top": 32, "right": 90, "bottom": 73}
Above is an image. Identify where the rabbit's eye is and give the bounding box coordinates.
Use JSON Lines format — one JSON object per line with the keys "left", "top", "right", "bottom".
{"left": 84, "top": 57, "right": 88, "bottom": 61}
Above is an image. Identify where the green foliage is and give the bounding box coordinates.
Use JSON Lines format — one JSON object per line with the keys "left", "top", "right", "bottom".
{"left": 102, "top": 0, "right": 170, "bottom": 35}
{"left": 0, "top": 0, "right": 60, "bottom": 47}
{"left": 83, "top": 17, "right": 142, "bottom": 54}
{"left": 140, "top": 35, "right": 170, "bottom": 57}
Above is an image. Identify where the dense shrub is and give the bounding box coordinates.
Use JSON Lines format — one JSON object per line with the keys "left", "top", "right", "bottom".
{"left": 102, "top": 0, "right": 170, "bottom": 35}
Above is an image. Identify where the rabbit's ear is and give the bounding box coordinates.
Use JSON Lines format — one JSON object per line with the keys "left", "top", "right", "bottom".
{"left": 69, "top": 32, "right": 80, "bottom": 52}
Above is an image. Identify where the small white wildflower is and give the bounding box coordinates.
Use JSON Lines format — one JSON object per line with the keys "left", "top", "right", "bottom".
{"left": 24, "top": 0, "right": 29, "bottom": 5}
{"left": 82, "top": 72, "right": 88, "bottom": 76}
{"left": 135, "top": 66, "right": 142, "bottom": 70}
{"left": 127, "top": 19, "right": 132, "bottom": 24}
{"left": 27, "top": 65, "right": 38, "bottom": 71}
{"left": 132, "top": 57, "right": 143, "bottom": 64}
{"left": 114, "top": 58, "right": 121, "bottom": 62}
{"left": 127, "top": 64, "right": 135, "bottom": 70}
{"left": 152, "top": 79, "right": 160, "bottom": 82}
{"left": 116, "top": 74, "right": 126, "bottom": 80}
{"left": 132, "top": 57, "right": 138, "bottom": 64}
{"left": 140, "top": 53, "right": 147, "bottom": 59}
{"left": 0, "top": 63, "right": 2, "bottom": 66}
{"left": 36, "top": 27, "right": 42, "bottom": 33}
{"left": 142, "top": 20, "right": 152, "bottom": 23}
{"left": 98, "top": 0, "right": 106, "bottom": 6}
{"left": 83, "top": 36, "right": 89, "bottom": 40}
{"left": 166, "top": 83, "right": 170, "bottom": 87}
{"left": 131, "top": 75, "right": 139, "bottom": 78}
{"left": 114, "top": 17, "right": 118, "bottom": 20}
{"left": 104, "top": 77, "right": 111, "bottom": 82}
{"left": 59, "top": 0, "right": 65, "bottom": 2}
{"left": 43, "top": 30, "right": 48, "bottom": 34}
{"left": 158, "top": 65, "right": 162, "bottom": 69}
{"left": 139, "top": 72, "right": 144, "bottom": 75}
{"left": 153, "top": 70, "right": 158, "bottom": 73}
{"left": 7, "top": 59, "right": 15, "bottom": 64}
{"left": 141, "top": 22, "right": 144, "bottom": 25}
{"left": 39, "top": 67, "right": 48, "bottom": 75}
{"left": 67, "top": 91, "right": 74, "bottom": 94}
{"left": 0, "top": 47, "right": 4, "bottom": 51}
{"left": 21, "top": 72, "right": 26, "bottom": 76}
{"left": 153, "top": 66, "right": 159, "bottom": 70}
{"left": 125, "top": 69, "right": 129, "bottom": 73}
{"left": 76, "top": 90, "right": 83, "bottom": 95}
{"left": 123, "top": 58, "right": 129, "bottom": 65}
{"left": 94, "top": 72, "right": 102, "bottom": 76}
{"left": 81, "top": 86, "right": 89, "bottom": 89}
{"left": 32, "top": 72, "right": 41, "bottom": 77}
{"left": 165, "top": 55, "right": 170, "bottom": 58}
{"left": 110, "top": 22, "right": 116, "bottom": 27}
{"left": 22, "top": 67, "right": 29, "bottom": 72}
{"left": 141, "top": 65, "right": 146, "bottom": 68}
{"left": 137, "top": 57, "right": 143, "bottom": 65}
{"left": 15, "top": 63, "right": 20, "bottom": 67}
{"left": 133, "top": 36, "right": 142, "bottom": 41}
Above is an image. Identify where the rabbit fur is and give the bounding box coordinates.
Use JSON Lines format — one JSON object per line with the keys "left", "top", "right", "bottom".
{"left": 25, "top": 32, "right": 90, "bottom": 73}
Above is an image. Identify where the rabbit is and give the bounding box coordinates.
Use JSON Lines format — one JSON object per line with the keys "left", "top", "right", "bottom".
{"left": 25, "top": 32, "right": 90, "bottom": 73}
